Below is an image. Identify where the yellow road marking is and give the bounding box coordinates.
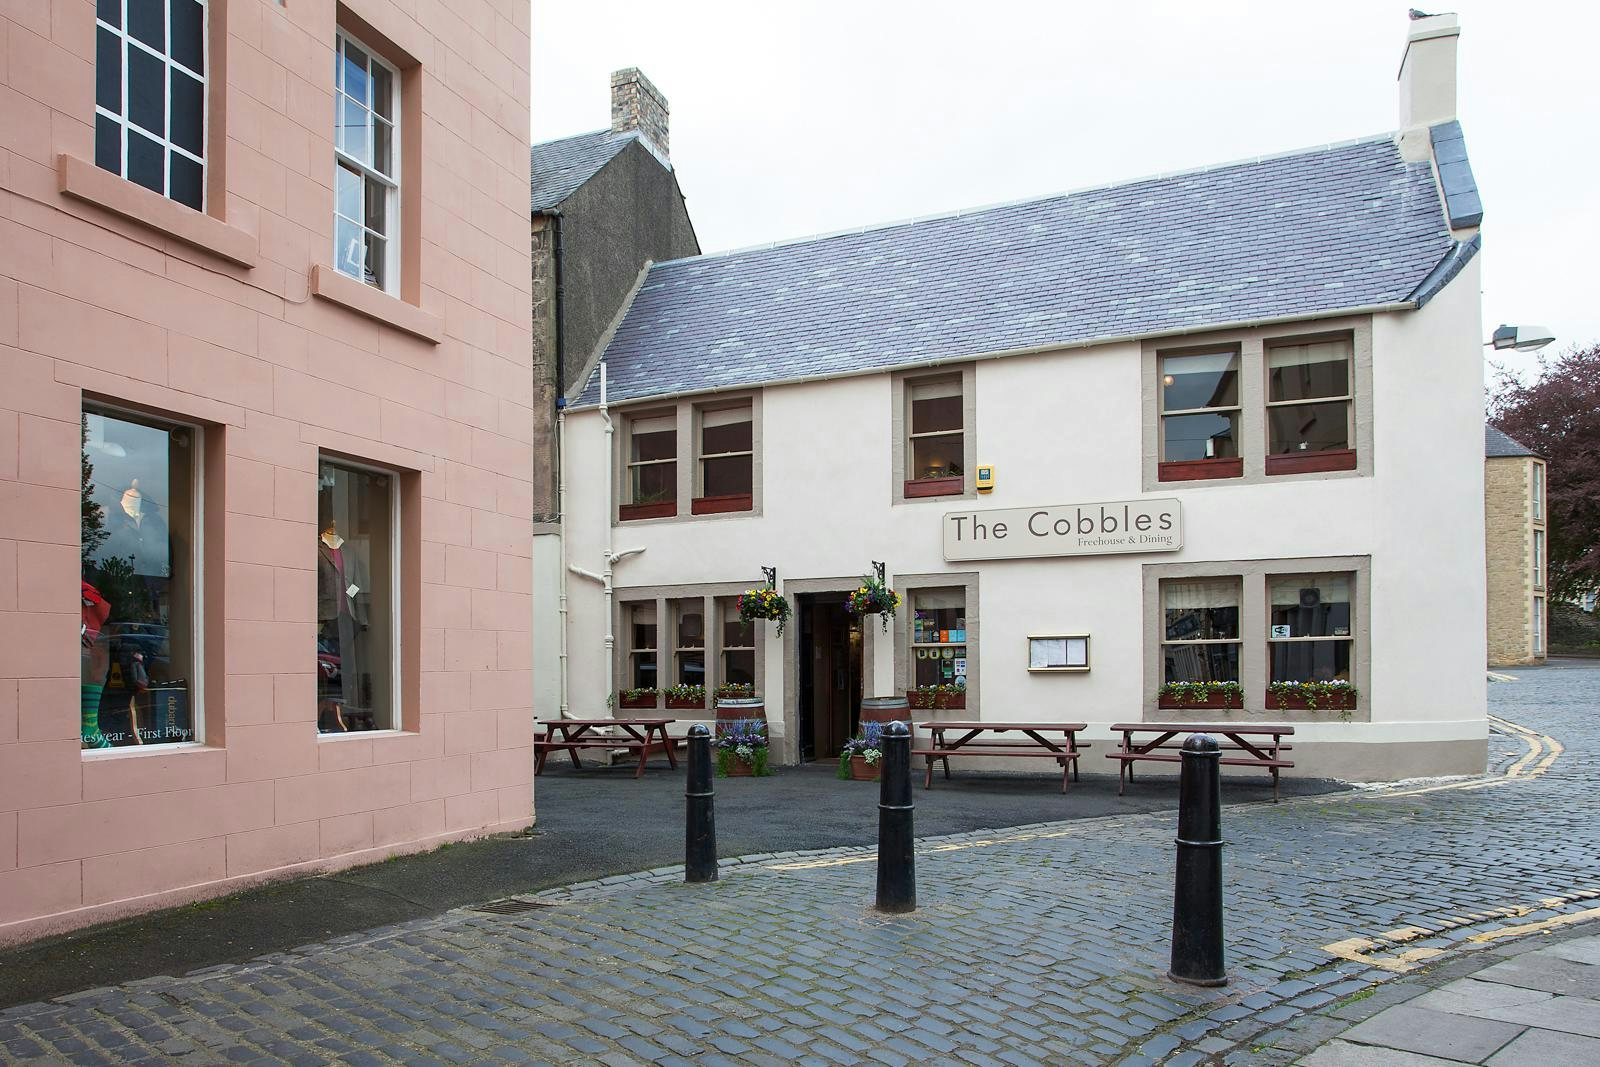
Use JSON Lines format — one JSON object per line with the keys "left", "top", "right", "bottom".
{"left": 1466, "top": 906, "right": 1600, "bottom": 943}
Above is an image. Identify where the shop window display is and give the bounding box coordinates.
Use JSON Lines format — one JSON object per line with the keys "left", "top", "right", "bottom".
{"left": 317, "top": 460, "right": 395, "bottom": 732}
{"left": 911, "top": 589, "right": 967, "bottom": 689}
{"left": 80, "top": 407, "right": 197, "bottom": 749}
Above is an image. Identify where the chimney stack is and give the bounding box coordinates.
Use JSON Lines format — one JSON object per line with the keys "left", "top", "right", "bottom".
{"left": 611, "top": 68, "right": 669, "bottom": 160}
{"left": 1397, "top": 11, "right": 1460, "bottom": 130}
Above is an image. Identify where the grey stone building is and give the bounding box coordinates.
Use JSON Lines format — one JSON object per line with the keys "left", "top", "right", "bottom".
{"left": 529, "top": 68, "right": 699, "bottom": 519}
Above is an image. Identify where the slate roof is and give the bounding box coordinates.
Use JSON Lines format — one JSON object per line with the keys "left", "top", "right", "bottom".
{"left": 530, "top": 129, "right": 637, "bottom": 212}
{"left": 576, "top": 132, "right": 1479, "bottom": 408}
{"left": 1486, "top": 425, "right": 1537, "bottom": 459}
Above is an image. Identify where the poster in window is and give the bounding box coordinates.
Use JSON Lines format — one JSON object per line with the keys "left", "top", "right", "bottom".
{"left": 1028, "top": 635, "right": 1090, "bottom": 672}
{"left": 1270, "top": 624, "right": 1292, "bottom": 639}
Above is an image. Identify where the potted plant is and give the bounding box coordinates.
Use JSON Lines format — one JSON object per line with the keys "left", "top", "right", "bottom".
{"left": 618, "top": 687, "right": 658, "bottom": 710}
{"left": 1158, "top": 680, "right": 1244, "bottom": 711}
{"left": 837, "top": 721, "right": 885, "bottom": 781}
{"left": 846, "top": 574, "right": 901, "bottom": 633}
{"left": 738, "top": 586, "right": 791, "bottom": 637}
{"left": 713, "top": 720, "right": 772, "bottom": 777}
{"left": 664, "top": 683, "right": 707, "bottom": 710}
{"left": 1267, "top": 679, "right": 1357, "bottom": 719}
{"left": 907, "top": 683, "right": 966, "bottom": 710}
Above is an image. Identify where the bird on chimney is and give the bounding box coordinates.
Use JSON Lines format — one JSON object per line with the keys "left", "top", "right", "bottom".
{"left": 1408, "top": 8, "right": 1436, "bottom": 19}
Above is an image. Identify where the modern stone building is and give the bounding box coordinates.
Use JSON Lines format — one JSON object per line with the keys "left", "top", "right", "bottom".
{"left": 0, "top": 0, "right": 534, "bottom": 944}
{"left": 554, "top": 12, "right": 1491, "bottom": 780}
{"left": 1485, "top": 425, "right": 1547, "bottom": 666}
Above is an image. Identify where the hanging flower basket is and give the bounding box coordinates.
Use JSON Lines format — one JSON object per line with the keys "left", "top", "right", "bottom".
{"left": 738, "top": 586, "right": 791, "bottom": 637}
{"left": 846, "top": 575, "right": 901, "bottom": 632}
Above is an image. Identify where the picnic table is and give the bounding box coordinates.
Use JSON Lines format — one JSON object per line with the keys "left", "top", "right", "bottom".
{"left": 912, "top": 721, "right": 1089, "bottom": 793}
{"left": 1107, "top": 722, "right": 1294, "bottom": 801}
{"left": 534, "top": 718, "right": 677, "bottom": 779}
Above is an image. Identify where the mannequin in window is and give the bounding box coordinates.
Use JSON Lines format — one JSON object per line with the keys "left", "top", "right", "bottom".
{"left": 101, "top": 478, "right": 170, "bottom": 579}
{"left": 317, "top": 503, "right": 367, "bottom": 730}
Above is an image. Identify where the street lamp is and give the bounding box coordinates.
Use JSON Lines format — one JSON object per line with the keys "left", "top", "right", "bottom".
{"left": 1486, "top": 325, "right": 1556, "bottom": 352}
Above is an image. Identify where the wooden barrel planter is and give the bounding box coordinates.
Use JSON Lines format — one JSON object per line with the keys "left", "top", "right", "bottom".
{"left": 715, "top": 696, "right": 766, "bottom": 736}
{"left": 859, "top": 694, "right": 912, "bottom": 732}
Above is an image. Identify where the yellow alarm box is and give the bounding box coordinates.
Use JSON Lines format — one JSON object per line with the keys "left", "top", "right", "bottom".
{"left": 976, "top": 465, "right": 995, "bottom": 493}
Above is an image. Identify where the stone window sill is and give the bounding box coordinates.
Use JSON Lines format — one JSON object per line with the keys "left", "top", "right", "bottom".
{"left": 310, "top": 264, "right": 443, "bottom": 344}
{"left": 57, "top": 154, "right": 258, "bottom": 268}
{"left": 317, "top": 728, "right": 409, "bottom": 742}
{"left": 82, "top": 741, "right": 210, "bottom": 760}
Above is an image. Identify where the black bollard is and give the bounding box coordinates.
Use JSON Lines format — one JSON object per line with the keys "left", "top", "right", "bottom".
{"left": 875, "top": 720, "right": 916, "bottom": 913}
{"left": 684, "top": 724, "right": 718, "bottom": 883}
{"left": 1169, "top": 733, "right": 1227, "bottom": 986}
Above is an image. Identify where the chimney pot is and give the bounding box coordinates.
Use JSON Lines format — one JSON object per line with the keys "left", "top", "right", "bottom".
{"left": 611, "top": 67, "right": 670, "bottom": 160}
{"left": 1397, "top": 11, "right": 1460, "bottom": 129}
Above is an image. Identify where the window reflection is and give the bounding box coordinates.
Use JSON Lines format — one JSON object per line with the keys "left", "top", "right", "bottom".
{"left": 80, "top": 409, "right": 196, "bottom": 748}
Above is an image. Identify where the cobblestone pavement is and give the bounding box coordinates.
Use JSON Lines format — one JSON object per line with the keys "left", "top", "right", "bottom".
{"left": 2, "top": 664, "right": 1597, "bottom": 1066}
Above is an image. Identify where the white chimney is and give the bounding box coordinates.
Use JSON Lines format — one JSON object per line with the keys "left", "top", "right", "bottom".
{"left": 1397, "top": 11, "right": 1460, "bottom": 130}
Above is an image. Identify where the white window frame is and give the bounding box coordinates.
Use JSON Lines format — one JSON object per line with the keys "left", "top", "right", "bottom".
{"left": 1532, "top": 461, "right": 1545, "bottom": 522}
{"left": 718, "top": 598, "right": 755, "bottom": 685}
{"left": 1265, "top": 339, "right": 1355, "bottom": 456}
{"left": 671, "top": 598, "right": 705, "bottom": 689}
{"left": 1159, "top": 577, "right": 1244, "bottom": 683}
{"left": 696, "top": 405, "right": 753, "bottom": 499}
{"left": 625, "top": 413, "right": 677, "bottom": 506}
{"left": 1158, "top": 349, "right": 1243, "bottom": 465}
{"left": 627, "top": 603, "right": 658, "bottom": 690}
{"left": 333, "top": 29, "right": 401, "bottom": 295}
{"left": 1533, "top": 529, "right": 1545, "bottom": 591}
{"left": 94, "top": 0, "right": 209, "bottom": 208}
{"left": 906, "top": 376, "right": 965, "bottom": 482}
{"left": 1533, "top": 596, "right": 1545, "bottom": 656}
{"left": 1266, "top": 572, "right": 1356, "bottom": 683}
{"left": 316, "top": 455, "right": 404, "bottom": 735}
{"left": 82, "top": 402, "right": 207, "bottom": 754}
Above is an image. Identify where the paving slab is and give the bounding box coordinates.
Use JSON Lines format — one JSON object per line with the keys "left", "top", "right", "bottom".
{"left": 1473, "top": 994, "right": 1600, "bottom": 1039}
{"left": 1339, "top": 1005, "right": 1525, "bottom": 1062}
{"left": 1483, "top": 1026, "right": 1600, "bottom": 1066}
{"left": 1299, "top": 1041, "right": 1472, "bottom": 1066}
{"left": 1409, "top": 978, "right": 1555, "bottom": 1016}
{"left": 1536, "top": 936, "right": 1600, "bottom": 967}
{"left": 1471, "top": 955, "right": 1600, "bottom": 999}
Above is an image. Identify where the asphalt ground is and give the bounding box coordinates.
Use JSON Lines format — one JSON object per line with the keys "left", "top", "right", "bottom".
{"left": 0, "top": 760, "right": 1342, "bottom": 1009}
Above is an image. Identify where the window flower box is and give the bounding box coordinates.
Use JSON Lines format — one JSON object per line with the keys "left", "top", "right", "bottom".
{"left": 1159, "top": 457, "right": 1243, "bottom": 482}
{"left": 691, "top": 493, "right": 753, "bottom": 515}
{"left": 1158, "top": 681, "right": 1244, "bottom": 710}
{"left": 908, "top": 686, "right": 966, "bottom": 711}
{"left": 619, "top": 501, "right": 676, "bottom": 521}
{"left": 1265, "top": 450, "right": 1357, "bottom": 476}
{"left": 1266, "top": 681, "right": 1357, "bottom": 714}
{"left": 664, "top": 684, "right": 706, "bottom": 711}
{"left": 618, "top": 689, "right": 658, "bottom": 710}
{"left": 905, "top": 476, "right": 963, "bottom": 498}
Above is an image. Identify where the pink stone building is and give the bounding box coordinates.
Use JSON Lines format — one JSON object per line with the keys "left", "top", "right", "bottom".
{"left": 0, "top": 0, "right": 534, "bottom": 944}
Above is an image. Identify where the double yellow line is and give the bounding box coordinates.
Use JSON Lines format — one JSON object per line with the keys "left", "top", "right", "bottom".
{"left": 1324, "top": 887, "right": 1600, "bottom": 972}
{"left": 1491, "top": 714, "right": 1563, "bottom": 779}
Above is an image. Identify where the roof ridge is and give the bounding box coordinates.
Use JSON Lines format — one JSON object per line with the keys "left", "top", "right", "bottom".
{"left": 648, "top": 131, "right": 1401, "bottom": 269}
{"left": 529, "top": 127, "right": 629, "bottom": 152}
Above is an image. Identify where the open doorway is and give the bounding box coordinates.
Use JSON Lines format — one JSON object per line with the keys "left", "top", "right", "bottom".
{"left": 796, "top": 592, "right": 863, "bottom": 761}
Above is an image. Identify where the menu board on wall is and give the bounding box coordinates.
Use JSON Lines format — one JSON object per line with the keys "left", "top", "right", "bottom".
{"left": 1028, "top": 635, "right": 1090, "bottom": 672}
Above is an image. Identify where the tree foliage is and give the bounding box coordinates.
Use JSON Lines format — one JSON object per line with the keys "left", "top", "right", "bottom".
{"left": 1488, "top": 343, "right": 1600, "bottom": 603}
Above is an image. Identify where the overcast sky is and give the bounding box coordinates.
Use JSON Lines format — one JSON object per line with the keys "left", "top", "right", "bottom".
{"left": 531, "top": 1, "right": 1598, "bottom": 383}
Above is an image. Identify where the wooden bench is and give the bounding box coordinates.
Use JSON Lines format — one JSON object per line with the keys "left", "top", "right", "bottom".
{"left": 912, "top": 722, "right": 1089, "bottom": 793}
{"left": 1107, "top": 723, "right": 1294, "bottom": 801}
{"left": 534, "top": 718, "right": 677, "bottom": 779}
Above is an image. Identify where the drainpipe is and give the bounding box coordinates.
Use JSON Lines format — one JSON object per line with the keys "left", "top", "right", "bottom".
{"left": 568, "top": 360, "right": 646, "bottom": 713}
{"left": 556, "top": 398, "right": 569, "bottom": 717}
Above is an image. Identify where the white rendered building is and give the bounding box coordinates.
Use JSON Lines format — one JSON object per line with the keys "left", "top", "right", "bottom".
{"left": 541, "top": 13, "right": 1488, "bottom": 780}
